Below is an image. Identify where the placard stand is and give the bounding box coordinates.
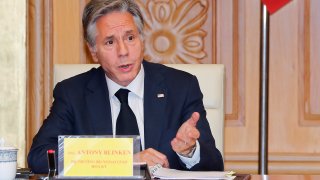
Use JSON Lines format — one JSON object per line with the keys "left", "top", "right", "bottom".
{"left": 56, "top": 135, "right": 146, "bottom": 179}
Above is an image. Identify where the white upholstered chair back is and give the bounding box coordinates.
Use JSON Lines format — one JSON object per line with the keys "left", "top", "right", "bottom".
{"left": 54, "top": 64, "right": 225, "bottom": 157}
{"left": 165, "top": 64, "right": 225, "bottom": 157}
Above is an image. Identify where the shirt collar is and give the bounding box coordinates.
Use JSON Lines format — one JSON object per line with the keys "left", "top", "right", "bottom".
{"left": 105, "top": 64, "right": 145, "bottom": 99}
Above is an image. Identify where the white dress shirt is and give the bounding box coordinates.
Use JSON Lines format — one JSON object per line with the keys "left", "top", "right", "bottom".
{"left": 106, "top": 65, "right": 145, "bottom": 149}
{"left": 104, "top": 64, "right": 200, "bottom": 168}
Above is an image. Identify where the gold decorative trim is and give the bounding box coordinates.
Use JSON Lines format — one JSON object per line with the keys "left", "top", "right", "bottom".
{"left": 224, "top": 0, "right": 245, "bottom": 126}
{"left": 80, "top": 0, "right": 93, "bottom": 63}
{"left": 139, "top": 0, "right": 210, "bottom": 64}
{"left": 212, "top": 0, "right": 216, "bottom": 64}
{"left": 224, "top": 152, "right": 320, "bottom": 174}
{"left": 27, "top": 0, "right": 53, "bottom": 152}
{"left": 299, "top": 0, "right": 320, "bottom": 125}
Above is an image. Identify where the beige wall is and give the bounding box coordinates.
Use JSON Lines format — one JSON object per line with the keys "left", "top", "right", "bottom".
{"left": 0, "top": 0, "right": 26, "bottom": 167}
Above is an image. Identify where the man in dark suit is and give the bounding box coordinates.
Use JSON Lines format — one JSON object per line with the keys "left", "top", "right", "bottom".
{"left": 28, "top": 0, "right": 223, "bottom": 174}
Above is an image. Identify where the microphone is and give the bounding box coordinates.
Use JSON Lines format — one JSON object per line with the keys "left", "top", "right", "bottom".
{"left": 47, "top": 149, "right": 56, "bottom": 178}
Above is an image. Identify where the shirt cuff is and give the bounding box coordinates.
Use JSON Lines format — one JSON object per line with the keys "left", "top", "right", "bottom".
{"left": 177, "top": 140, "right": 200, "bottom": 169}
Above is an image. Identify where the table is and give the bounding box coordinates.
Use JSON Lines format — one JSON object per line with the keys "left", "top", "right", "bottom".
{"left": 17, "top": 174, "right": 249, "bottom": 179}
{"left": 250, "top": 174, "right": 320, "bottom": 180}
{"left": 16, "top": 174, "right": 320, "bottom": 179}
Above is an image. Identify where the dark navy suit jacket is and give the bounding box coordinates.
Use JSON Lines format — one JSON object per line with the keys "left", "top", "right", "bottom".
{"left": 28, "top": 61, "right": 224, "bottom": 173}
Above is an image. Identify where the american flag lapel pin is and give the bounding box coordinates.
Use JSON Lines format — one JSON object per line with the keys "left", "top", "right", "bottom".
{"left": 157, "top": 93, "right": 165, "bottom": 98}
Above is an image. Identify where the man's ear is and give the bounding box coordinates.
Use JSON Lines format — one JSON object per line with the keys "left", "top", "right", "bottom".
{"left": 87, "top": 43, "right": 99, "bottom": 63}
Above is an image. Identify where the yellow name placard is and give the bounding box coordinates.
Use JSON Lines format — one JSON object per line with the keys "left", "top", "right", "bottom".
{"left": 63, "top": 138, "right": 133, "bottom": 177}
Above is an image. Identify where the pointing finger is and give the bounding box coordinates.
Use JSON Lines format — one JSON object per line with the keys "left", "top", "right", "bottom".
{"left": 187, "top": 112, "right": 200, "bottom": 127}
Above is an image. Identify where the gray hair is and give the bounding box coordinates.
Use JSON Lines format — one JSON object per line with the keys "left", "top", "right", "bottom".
{"left": 82, "top": 0, "right": 144, "bottom": 48}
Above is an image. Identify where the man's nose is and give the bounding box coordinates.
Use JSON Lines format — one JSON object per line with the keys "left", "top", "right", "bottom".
{"left": 118, "top": 40, "right": 128, "bottom": 56}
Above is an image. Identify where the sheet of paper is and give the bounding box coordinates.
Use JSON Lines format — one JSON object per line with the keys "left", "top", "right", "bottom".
{"left": 152, "top": 167, "right": 235, "bottom": 179}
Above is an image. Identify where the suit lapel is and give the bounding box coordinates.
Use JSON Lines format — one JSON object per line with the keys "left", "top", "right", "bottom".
{"left": 85, "top": 67, "right": 113, "bottom": 135}
{"left": 143, "top": 62, "right": 168, "bottom": 149}
{"left": 83, "top": 63, "right": 168, "bottom": 145}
